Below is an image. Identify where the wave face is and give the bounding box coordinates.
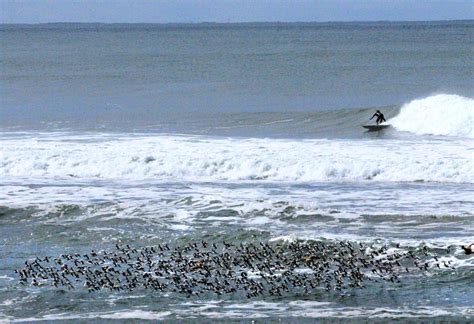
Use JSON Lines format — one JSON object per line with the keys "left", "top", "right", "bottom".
{"left": 1, "top": 134, "right": 472, "bottom": 183}
{"left": 390, "top": 94, "right": 474, "bottom": 138}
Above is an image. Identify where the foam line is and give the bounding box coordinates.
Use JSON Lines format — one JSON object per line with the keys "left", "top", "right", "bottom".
{"left": 1, "top": 133, "right": 472, "bottom": 183}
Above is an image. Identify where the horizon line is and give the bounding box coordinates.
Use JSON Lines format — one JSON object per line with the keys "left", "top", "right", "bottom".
{"left": 1, "top": 19, "right": 473, "bottom": 26}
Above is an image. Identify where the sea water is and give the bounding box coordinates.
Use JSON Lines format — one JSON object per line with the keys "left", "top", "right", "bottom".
{"left": 0, "top": 22, "right": 473, "bottom": 321}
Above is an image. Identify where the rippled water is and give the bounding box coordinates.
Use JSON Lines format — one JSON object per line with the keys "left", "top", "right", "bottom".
{"left": 1, "top": 176, "right": 473, "bottom": 321}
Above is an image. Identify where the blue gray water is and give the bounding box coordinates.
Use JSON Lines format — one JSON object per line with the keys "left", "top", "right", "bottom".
{"left": 0, "top": 21, "right": 473, "bottom": 322}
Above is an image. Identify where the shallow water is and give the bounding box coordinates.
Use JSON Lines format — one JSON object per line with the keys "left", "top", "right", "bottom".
{"left": 1, "top": 175, "right": 473, "bottom": 321}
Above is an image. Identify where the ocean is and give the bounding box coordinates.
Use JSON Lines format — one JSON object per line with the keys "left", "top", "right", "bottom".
{"left": 0, "top": 21, "right": 473, "bottom": 322}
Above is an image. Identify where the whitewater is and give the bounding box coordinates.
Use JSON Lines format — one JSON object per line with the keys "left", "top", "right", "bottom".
{"left": 391, "top": 94, "right": 474, "bottom": 138}
{"left": 1, "top": 133, "right": 472, "bottom": 183}
{"left": 1, "top": 94, "right": 473, "bottom": 184}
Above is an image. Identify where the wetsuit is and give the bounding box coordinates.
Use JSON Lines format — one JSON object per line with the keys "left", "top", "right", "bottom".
{"left": 370, "top": 112, "right": 386, "bottom": 125}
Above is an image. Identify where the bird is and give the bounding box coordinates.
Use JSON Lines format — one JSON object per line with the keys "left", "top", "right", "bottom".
{"left": 461, "top": 243, "right": 473, "bottom": 255}
{"left": 15, "top": 239, "right": 447, "bottom": 297}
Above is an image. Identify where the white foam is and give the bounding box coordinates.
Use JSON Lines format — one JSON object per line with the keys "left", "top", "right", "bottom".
{"left": 1, "top": 132, "right": 472, "bottom": 183}
{"left": 172, "top": 301, "right": 470, "bottom": 319}
{"left": 97, "top": 310, "right": 172, "bottom": 320}
{"left": 11, "top": 310, "right": 172, "bottom": 322}
{"left": 391, "top": 94, "right": 474, "bottom": 138}
{"left": 9, "top": 305, "right": 472, "bottom": 322}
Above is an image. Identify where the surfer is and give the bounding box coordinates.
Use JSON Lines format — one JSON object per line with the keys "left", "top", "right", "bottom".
{"left": 370, "top": 110, "right": 386, "bottom": 125}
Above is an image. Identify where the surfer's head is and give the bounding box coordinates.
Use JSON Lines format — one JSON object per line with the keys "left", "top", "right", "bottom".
{"left": 376, "top": 110, "right": 380, "bottom": 113}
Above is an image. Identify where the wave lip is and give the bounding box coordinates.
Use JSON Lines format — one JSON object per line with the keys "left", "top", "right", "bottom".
{"left": 390, "top": 94, "right": 474, "bottom": 138}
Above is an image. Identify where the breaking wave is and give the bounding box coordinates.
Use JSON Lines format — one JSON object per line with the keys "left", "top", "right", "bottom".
{"left": 0, "top": 133, "right": 472, "bottom": 183}
{"left": 390, "top": 94, "right": 474, "bottom": 138}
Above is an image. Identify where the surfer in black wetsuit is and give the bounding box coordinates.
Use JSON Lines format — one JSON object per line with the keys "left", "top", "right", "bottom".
{"left": 370, "top": 110, "right": 386, "bottom": 124}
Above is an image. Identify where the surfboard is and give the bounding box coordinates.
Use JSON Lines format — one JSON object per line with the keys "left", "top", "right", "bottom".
{"left": 362, "top": 124, "right": 390, "bottom": 131}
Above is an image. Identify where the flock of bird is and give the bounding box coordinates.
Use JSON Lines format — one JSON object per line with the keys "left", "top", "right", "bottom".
{"left": 16, "top": 240, "right": 457, "bottom": 297}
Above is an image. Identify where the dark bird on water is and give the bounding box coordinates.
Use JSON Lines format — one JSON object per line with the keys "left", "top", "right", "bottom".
{"left": 461, "top": 244, "right": 473, "bottom": 255}
{"left": 15, "top": 240, "right": 448, "bottom": 297}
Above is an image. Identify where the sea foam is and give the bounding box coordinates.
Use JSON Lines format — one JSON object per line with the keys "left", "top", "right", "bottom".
{"left": 390, "top": 94, "right": 474, "bottom": 138}
{"left": 1, "top": 133, "right": 472, "bottom": 183}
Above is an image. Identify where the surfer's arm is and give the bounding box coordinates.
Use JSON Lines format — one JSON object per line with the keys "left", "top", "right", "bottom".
{"left": 370, "top": 113, "right": 378, "bottom": 120}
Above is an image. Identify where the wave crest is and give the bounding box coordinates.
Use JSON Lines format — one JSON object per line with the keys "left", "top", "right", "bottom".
{"left": 390, "top": 94, "right": 474, "bottom": 138}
